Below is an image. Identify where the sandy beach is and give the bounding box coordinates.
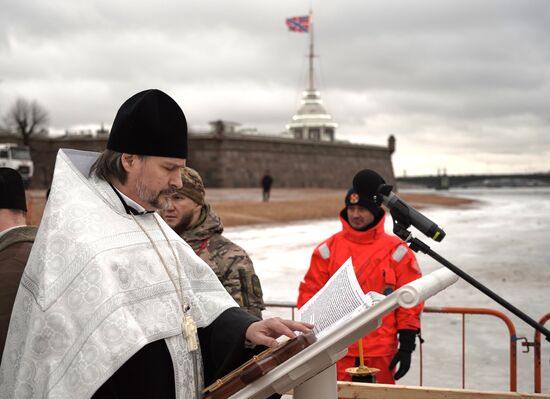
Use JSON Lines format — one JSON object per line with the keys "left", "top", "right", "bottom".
{"left": 203, "top": 188, "right": 475, "bottom": 227}
{"left": 26, "top": 188, "right": 476, "bottom": 227}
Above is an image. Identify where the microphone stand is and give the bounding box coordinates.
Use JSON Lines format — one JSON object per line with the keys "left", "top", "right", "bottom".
{"left": 389, "top": 209, "right": 550, "bottom": 343}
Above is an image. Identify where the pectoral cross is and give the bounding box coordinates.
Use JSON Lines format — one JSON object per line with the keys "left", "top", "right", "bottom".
{"left": 182, "top": 313, "right": 198, "bottom": 352}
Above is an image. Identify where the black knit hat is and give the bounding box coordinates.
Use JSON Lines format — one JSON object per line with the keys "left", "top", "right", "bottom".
{"left": 345, "top": 187, "right": 382, "bottom": 216}
{"left": 0, "top": 167, "right": 27, "bottom": 212}
{"left": 107, "top": 89, "right": 188, "bottom": 159}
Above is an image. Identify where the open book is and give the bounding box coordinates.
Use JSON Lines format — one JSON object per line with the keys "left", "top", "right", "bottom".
{"left": 296, "top": 257, "right": 385, "bottom": 339}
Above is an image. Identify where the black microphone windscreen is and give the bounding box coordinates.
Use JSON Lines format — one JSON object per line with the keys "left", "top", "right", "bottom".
{"left": 352, "top": 169, "right": 386, "bottom": 199}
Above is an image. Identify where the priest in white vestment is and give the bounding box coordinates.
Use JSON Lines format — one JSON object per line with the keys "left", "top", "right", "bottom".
{"left": 0, "top": 89, "right": 311, "bottom": 399}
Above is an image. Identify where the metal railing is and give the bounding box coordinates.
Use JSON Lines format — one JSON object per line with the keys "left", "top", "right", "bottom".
{"left": 264, "top": 301, "right": 532, "bottom": 392}
{"left": 534, "top": 312, "right": 550, "bottom": 393}
{"left": 423, "top": 306, "right": 518, "bottom": 391}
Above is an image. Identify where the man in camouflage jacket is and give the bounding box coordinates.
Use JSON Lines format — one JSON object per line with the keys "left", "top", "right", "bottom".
{"left": 160, "top": 167, "right": 265, "bottom": 318}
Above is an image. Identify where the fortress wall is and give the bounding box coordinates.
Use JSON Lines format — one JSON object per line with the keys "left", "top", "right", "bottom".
{"left": 1, "top": 133, "right": 395, "bottom": 189}
{"left": 189, "top": 134, "right": 395, "bottom": 188}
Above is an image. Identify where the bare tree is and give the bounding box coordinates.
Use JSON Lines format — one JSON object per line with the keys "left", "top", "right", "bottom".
{"left": 4, "top": 97, "right": 49, "bottom": 146}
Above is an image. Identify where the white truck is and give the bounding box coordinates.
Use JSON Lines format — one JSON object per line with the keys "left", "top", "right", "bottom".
{"left": 0, "top": 143, "right": 34, "bottom": 182}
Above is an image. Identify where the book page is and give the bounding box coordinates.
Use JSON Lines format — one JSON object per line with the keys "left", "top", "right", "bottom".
{"left": 297, "top": 257, "right": 384, "bottom": 339}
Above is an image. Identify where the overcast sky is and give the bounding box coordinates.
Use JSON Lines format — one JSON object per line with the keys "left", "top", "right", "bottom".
{"left": 1, "top": 0, "right": 549, "bottom": 176}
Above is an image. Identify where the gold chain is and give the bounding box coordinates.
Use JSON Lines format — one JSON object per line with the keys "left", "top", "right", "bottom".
{"left": 131, "top": 213, "right": 201, "bottom": 395}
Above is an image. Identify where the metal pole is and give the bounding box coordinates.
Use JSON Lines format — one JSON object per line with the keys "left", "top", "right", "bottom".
{"left": 308, "top": 9, "right": 315, "bottom": 91}
{"left": 403, "top": 231, "right": 550, "bottom": 343}
{"left": 462, "top": 314, "right": 466, "bottom": 389}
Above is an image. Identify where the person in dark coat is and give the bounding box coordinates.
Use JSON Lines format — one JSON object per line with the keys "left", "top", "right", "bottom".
{"left": 0, "top": 167, "right": 37, "bottom": 356}
{"left": 261, "top": 172, "right": 274, "bottom": 202}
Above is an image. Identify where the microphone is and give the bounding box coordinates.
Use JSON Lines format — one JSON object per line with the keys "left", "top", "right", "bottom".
{"left": 352, "top": 169, "right": 446, "bottom": 242}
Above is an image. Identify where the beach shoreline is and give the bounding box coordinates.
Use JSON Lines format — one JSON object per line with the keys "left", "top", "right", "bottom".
{"left": 27, "top": 188, "right": 476, "bottom": 228}
{"left": 205, "top": 189, "right": 475, "bottom": 227}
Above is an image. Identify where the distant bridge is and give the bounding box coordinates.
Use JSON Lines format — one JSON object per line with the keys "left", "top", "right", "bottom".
{"left": 396, "top": 172, "right": 550, "bottom": 189}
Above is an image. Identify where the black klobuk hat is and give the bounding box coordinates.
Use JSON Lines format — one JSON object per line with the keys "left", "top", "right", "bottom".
{"left": 107, "top": 89, "right": 188, "bottom": 159}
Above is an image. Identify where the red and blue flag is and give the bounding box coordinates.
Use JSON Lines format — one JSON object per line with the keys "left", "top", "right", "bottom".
{"left": 286, "top": 15, "right": 310, "bottom": 33}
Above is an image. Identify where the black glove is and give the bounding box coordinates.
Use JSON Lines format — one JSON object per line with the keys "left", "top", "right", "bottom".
{"left": 389, "top": 329, "right": 417, "bottom": 380}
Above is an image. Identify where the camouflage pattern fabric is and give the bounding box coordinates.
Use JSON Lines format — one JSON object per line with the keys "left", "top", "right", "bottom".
{"left": 180, "top": 204, "right": 265, "bottom": 319}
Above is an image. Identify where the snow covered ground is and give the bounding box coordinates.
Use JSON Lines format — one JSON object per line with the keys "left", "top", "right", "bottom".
{"left": 224, "top": 187, "right": 550, "bottom": 393}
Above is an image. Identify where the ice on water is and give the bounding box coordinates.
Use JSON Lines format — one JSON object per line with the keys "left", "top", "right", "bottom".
{"left": 225, "top": 187, "right": 550, "bottom": 392}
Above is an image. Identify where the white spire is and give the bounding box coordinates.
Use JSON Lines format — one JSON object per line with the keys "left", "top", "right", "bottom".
{"left": 287, "top": 9, "right": 338, "bottom": 142}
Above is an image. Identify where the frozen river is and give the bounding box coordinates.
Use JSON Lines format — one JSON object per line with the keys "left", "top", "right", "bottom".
{"left": 224, "top": 187, "right": 550, "bottom": 393}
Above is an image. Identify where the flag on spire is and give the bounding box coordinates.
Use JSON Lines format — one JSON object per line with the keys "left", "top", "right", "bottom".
{"left": 286, "top": 15, "right": 310, "bottom": 32}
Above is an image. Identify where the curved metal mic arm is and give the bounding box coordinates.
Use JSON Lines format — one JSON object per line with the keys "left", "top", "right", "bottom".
{"left": 393, "top": 219, "right": 550, "bottom": 343}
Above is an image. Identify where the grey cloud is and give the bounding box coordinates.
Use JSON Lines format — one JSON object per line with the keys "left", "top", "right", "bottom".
{"left": 0, "top": 0, "right": 549, "bottom": 173}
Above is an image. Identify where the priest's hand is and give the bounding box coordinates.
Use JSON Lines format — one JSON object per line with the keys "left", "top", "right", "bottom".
{"left": 245, "top": 317, "right": 314, "bottom": 348}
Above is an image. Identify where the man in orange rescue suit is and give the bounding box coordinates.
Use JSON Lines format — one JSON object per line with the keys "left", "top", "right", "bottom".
{"left": 297, "top": 173, "right": 423, "bottom": 384}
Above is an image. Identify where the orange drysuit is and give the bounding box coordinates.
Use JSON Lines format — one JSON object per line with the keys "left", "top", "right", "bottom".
{"left": 297, "top": 210, "right": 423, "bottom": 383}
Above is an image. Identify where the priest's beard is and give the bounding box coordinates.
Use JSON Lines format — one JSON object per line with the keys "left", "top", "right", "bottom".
{"left": 172, "top": 211, "right": 195, "bottom": 235}
{"left": 135, "top": 179, "right": 173, "bottom": 210}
